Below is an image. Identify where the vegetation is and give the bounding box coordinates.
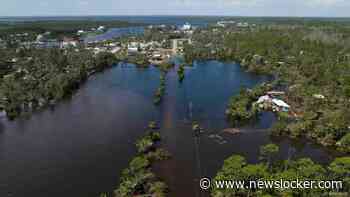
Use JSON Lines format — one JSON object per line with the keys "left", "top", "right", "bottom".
{"left": 0, "top": 48, "right": 117, "bottom": 119}
{"left": 159, "top": 62, "right": 175, "bottom": 72}
{"left": 259, "top": 143, "right": 279, "bottom": 169}
{"left": 112, "top": 130, "right": 170, "bottom": 197}
{"left": 225, "top": 83, "right": 272, "bottom": 123}
{"left": 0, "top": 20, "right": 143, "bottom": 38}
{"left": 154, "top": 72, "right": 167, "bottom": 105}
{"left": 185, "top": 24, "right": 350, "bottom": 151}
{"left": 212, "top": 143, "right": 350, "bottom": 197}
{"left": 136, "top": 131, "right": 161, "bottom": 153}
{"left": 128, "top": 53, "right": 149, "bottom": 67}
{"left": 177, "top": 64, "right": 185, "bottom": 82}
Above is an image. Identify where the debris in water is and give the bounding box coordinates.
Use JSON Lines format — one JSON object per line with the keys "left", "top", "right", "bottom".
{"left": 208, "top": 134, "right": 227, "bottom": 144}
{"left": 222, "top": 128, "right": 241, "bottom": 135}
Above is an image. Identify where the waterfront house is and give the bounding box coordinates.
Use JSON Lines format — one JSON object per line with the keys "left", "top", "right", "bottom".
{"left": 257, "top": 95, "right": 271, "bottom": 104}
{"left": 255, "top": 95, "right": 290, "bottom": 112}
{"left": 272, "top": 99, "right": 290, "bottom": 112}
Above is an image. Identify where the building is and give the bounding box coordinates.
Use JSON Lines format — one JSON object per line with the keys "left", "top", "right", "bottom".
{"left": 61, "top": 37, "right": 78, "bottom": 48}
{"left": 272, "top": 99, "right": 290, "bottom": 112}
{"left": 171, "top": 38, "right": 192, "bottom": 53}
{"left": 128, "top": 42, "right": 139, "bottom": 54}
{"left": 237, "top": 22, "right": 249, "bottom": 28}
{"left": 97, "top": 26, "right": 106, "bottom": 31}
{"left": 181, "top": 22, "right": 192, "bottom": 31}
{"left": 217, "top": 20, "right": 236, "bottom": 27}
{"left": 256, "top": 95, "right": 290, "bottom": 112}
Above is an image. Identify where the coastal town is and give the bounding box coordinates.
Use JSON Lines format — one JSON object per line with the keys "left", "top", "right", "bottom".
{"left": 0, "top": 20, "right": 257, "bottom": 65}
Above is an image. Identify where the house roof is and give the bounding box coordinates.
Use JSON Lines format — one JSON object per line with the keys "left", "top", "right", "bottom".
{"left": 272, "top": 99, "right": 290, "bottom": 108}
{"left": 257, "top": 95, "right": 271, "bottom": 103}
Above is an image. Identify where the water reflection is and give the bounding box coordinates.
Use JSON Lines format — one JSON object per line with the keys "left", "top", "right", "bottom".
{"left": 0, "top": 61, "right": 340, "bottom": 197}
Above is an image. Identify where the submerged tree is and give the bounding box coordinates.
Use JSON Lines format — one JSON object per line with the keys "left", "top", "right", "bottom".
{"left": 259, "top": 143, "right": 279, "bottom": 169}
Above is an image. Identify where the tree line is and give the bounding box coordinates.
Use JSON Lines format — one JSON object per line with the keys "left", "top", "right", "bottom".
{"left": 0, "top": 48, "right": 117, "bottom": 119}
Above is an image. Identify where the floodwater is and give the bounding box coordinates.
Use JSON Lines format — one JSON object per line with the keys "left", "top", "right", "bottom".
{"left": 0, "top": 61, "right": 337, "bottom": 197}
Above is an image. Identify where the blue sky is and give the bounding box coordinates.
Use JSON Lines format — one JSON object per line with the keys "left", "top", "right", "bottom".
{"left": 1, "top": 0, "right": 350, "bottom": 17}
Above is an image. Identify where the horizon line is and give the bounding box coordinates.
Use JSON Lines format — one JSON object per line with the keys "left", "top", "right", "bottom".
{"left": 1, "top": 14, "right": 350, "bottom": 19}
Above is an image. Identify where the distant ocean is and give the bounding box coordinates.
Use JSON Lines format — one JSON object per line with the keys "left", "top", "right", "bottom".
{"left": 0, "top": 15, "right": 231, "bottom": 26}
{"left": 2, "top": 15, "right": 350, "bottom": 26}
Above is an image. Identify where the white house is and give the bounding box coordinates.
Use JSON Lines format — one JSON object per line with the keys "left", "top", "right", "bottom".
{"left": 181, "top": 22, "right": 192, "bottom": 31}
{"left": 97, "top": 26, "right": 106, "bottom": 31}
{"left": 257, "top": 95, "right": 271, "bottom": 104}
{"left": 272, "top": 99, "right": 290, "bottom": 111}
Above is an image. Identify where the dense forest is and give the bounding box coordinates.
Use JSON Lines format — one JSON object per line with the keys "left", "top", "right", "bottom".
{"left": 0, "top": 48, "right": 117, "bottom": 119}
{"left": 184, "top": 24, "right": 350, "bottom": 152}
